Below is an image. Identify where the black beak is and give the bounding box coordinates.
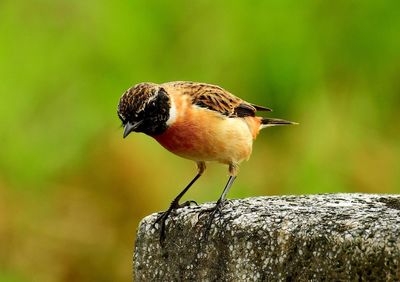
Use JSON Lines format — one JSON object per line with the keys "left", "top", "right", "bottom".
{"left": 123, "top": 121, "right": 142, "bottom": 138}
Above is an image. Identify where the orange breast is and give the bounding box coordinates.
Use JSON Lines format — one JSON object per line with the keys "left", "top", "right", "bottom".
{"left": 153, "top": 115, "right": 221, "bottom": 161}
{"left": 152, "top": 97, "right": 261, "bottom": 164}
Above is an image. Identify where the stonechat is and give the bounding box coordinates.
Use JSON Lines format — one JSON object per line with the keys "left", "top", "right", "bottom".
{"left": 117, "top": 81, "right": 297, "bottom": 243}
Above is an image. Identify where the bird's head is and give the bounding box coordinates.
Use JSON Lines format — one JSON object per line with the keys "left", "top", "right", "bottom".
{"left": 117, "top": 82, "right": 171, "bottom": 137}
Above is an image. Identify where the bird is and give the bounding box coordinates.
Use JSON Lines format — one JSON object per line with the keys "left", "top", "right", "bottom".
{"left": 117, "top": 81, "right": 297, "bottom": 243}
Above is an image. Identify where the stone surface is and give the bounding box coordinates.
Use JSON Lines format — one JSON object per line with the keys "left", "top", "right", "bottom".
{"left": 134, "top": 194, "right": 400, "bottom": 281}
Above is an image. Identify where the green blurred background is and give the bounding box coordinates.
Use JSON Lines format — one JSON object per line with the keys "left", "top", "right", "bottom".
{"left": 1, "top": 0, "right": 399, "bottom": 281}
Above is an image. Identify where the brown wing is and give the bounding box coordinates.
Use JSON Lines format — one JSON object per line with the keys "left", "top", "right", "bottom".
{"left": 168, "top": 82, "right": 271, "bottom": 117}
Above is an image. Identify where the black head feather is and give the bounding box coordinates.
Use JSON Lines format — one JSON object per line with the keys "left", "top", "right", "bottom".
{"left": 117, "top": 83, "right": 171, "bottom": 136}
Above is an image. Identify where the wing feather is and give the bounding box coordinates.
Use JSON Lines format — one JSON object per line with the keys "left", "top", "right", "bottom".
{"left": 165, "top": 82, "right": 271, "bottom": 117}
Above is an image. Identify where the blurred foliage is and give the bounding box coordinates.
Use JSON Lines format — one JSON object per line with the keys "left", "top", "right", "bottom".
{"left": 0, "top": 0, "right": 399, "bottom": 281}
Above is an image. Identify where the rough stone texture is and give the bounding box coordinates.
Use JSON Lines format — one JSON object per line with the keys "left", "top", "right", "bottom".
{"left": 134, "top": 194, "right": 400, "bottom": 281}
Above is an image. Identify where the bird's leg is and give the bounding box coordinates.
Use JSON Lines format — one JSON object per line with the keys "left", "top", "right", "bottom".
{"left": 155, "top": 161, "right": 206, "bottom": 245}
{"left": 200, "top": 164, "right": 238, "bottom": 240}
{"left": 201, "top": 176, "right": 236, "bottom": 239}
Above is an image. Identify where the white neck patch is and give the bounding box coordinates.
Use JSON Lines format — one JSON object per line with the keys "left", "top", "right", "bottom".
{"left": 166, "top": 96, "right": 177, "bottom": 126}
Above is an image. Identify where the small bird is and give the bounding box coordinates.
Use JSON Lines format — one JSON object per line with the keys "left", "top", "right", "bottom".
{"left": 117, "top": 81, "right": 296, "bottom": 243}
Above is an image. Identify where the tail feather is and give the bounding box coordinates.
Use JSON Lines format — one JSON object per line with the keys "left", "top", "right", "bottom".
{"left": 261, "top": 118, "right": 298, "bottom": 128}
{"left": 252, "top": 104, "right": 273, "bottom": 112}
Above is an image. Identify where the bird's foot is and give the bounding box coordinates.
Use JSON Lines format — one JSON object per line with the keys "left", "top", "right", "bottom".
{"left": 198, "top": 199, "right": 225, "bottom": 241}
{"left": 154, "top": 200, "right": 198, "bottom": 245}
{"left": 177, "top": 200, "right": 198, "bottom": 208}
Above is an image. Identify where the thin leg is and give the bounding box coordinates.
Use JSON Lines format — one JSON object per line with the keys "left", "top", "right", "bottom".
{"left": 218, "top": 175, "right": 236, "bottom": 203}
{"left": 201, "top": 175, "right": 237, "bottom": 239}
{"left": 155, "top": 162, "right": 206, "bottom": 245}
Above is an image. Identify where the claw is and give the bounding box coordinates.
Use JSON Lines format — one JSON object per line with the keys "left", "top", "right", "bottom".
{"left": 154, "top": 210, "right": 170, "bottom": 245}
{"left": 153, "top": 199, "right": 199, "bottom": 245}
{"left": 197, "top": 200, "right": 225, "bottom": 240}
{"left": 179, "top": 200, "right": 198, "bottom": 208}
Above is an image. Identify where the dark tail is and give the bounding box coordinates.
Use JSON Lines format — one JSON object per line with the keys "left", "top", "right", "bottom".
{"left": 252, "top": 104, "right": 273, "bottom": 112}
{"left": 261, "top": 118, "right": 298, "bottom": 128}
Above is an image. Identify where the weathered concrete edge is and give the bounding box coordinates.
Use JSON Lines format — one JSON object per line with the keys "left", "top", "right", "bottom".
{"left": 134, "top": 193, "right": 400, "bottom": 281}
